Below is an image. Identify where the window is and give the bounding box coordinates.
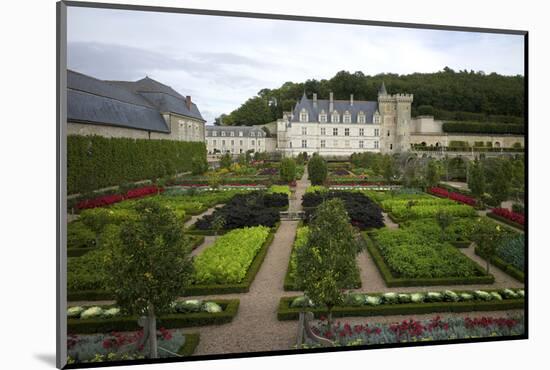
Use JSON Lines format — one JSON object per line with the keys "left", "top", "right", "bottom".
{"left": 222, "top": 140, "right": 226, "bottom": 146}
{"left": 289, "top": 142, "right": 292, "bottom": 148}
{"left": 239, "top": 131, "right": 243, "bottom": 137}
{"left": 345, "top": 140, "right": 350, "bottom": 147}
{"left": 332, "top": 112, "right": 340, "bottom": 123}
{"left": 320, "top": 140, "right": 326, "bottom": 148}
{"left": 344, "top": 128, "right": 350, "bottom": 136}
{"left": 250, "top": 132, "right": 255, "bottom": 137}
{"left": 213, "top": 140, "right": 217, "bottom": 146}
{"left": 252, "top": 140, "right": 255, "bottom": 145}
{"left": 374, "top": 128, "right": 380, "bottom": 136}
{"left": 333, "top": 128, "right": 338, "bottom": 136}
{"left": 239, "top": 140, "right": 243, "bottom": 146}
{"left": 358, "top": 114, "right": 365, "bottom": 124}
{"left": 359, "top": 128, "right": 364, "bottom": 136}
{"left": 390, "top": 144, "right": 393, "bottom": 150}
{"left": 320, "top": 113, "right": 327, "bottom": 123}
{"left": 387, "top": 130, "right": 390, "bottom": 137}
{"left": 302, "top": 140, "right": 307, "bottom": 148}
{"left": 374, "top": 141, "right": 379, "bottom": 149}
{"left": 230, "top": 131, "right": 235, "bottom": 136}
{"left": 359, "top": 140, "right": 364, "bottom": 148}
{"left": 300, "top": 109, "right": 308, "bottom": 122}
{"left": 231, "top": 140, "right": 234, "bottom": 146}
{"left": 302, "top": 127, "right": 307, "bottom": 136}
{"left": 321, "top": 127, "right": 326, "bottom": 135}
{"left": 213, "top": 131, "right": 218, "bottom": 137}
{"left": 343, "top": 113, "right": 351, "bottom": 123}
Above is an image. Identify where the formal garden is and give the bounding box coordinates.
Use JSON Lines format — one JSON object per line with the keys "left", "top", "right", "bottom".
{"left": 65, "top": 136, "right": 525, "bottom": 364}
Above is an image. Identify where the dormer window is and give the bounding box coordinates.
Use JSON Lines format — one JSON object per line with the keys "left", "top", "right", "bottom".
{"left": 358, "top": 112, "right": 366, "bottom": 124}
{"left": 230, "top": 131, "right": 235, "bottom": 136}
{"left": 343, "top": 111, "right": 351, "bottom": 123}
{"left": 319, "top": 110, "right": 327, "bottom": 123}
{"left": 300, "top": 108, "right": 308, "bottom": 122}
{"left": 373, "top": 113, "right": 381, "bottom": 124}
{"left": 213, "top": 131, "right": 218, "bottom": 137}
{"left": 239, "top": 131, "right": 243, "bottom": 136}
{"left": 332, "top": 111, "right": 340, "bottom": 123}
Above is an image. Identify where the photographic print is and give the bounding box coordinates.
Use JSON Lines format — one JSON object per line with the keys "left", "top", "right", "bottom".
{"left": 58, "top": 2, "right": 527, "bottom": 368}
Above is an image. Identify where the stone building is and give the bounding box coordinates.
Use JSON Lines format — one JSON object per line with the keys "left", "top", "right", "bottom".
{"left": 67, "top": 70, "right": 206, "bottom": 141}
{"left": 205, "top": 126, "right": 274, "bottom": 155}
{"left": 277, "top": 83, "right": 413, "bottom": 157}
{"left": 276, "top": 83, "right": 524, "bottom": 157}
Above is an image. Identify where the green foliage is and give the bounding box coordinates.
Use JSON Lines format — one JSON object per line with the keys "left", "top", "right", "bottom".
{"left": 443, "top": 121, "right": 524, "bottom": 134}
{"left": 279, "top": 158, "right": 297, "bottom": 183}
{"left": 391, "top": 203, "right": 477, "bottom": 220}
{"left": 219, "top": 153, "right": 233, "bottom": 170}
{"left": 191, "top": 156, "right": 208, "bottom": 175}
{"left": 489, "top": 160, "right": 512, "bottom": 205}
{"left": 496, "top": 235, "right": 525, "bottom": 272}
{"left": 193, "top": 226, "right": 270, "bottom": 284}
{"left": 468, "top": 159, "right": 486, "bottom": 199}
{"left": 381, "top": 198, "right": 454, "bottom": 212}
{"left": 435, "top": 210, "right": 454, "bottom": 239}
{"left": 218, "top": 96, "right": 274, "bottom": 126}
{"left": 267, "top": 185, "right": 291, "bottom": 196}
{"left": 104, "top": 199, "right": 194, "bottom": 316}
{"left": 425, "top": 161, "right": 441, "bottom": 188}
{"left": 306, "top": 185, "right": 327, "bottom": 194}
{"left": 224, "top": 69, "right": 524, "bottom": 126}
{"left": 372, "top": 228, "right": 483, "bottom": 279}
{"left": 471, "top": 219, "right": 506, "bottom": 273}
{"left": 381, "top": 155, "right": 396, "bottom": 182}
{"left": 307, "top": 155, "right": 328, "bottom": 185}
{"left": 295, "top": 199, "right": 360, "bottom": 311}
{"left": 67, "top": 135, "right": 206, "bottom": 194}
{"left": 67, "top": 222, "right": 96, "bottom": 249}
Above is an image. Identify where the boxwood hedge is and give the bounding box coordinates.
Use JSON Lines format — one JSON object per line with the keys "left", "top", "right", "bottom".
{"left": 68, "top": 135, "right": 206, "bottom": 194}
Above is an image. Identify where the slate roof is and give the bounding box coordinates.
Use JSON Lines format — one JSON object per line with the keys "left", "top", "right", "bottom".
{"left": 67, "top": 70, "right": 205, "bottom": 134}
{"left": 292, "top": 93, "right": 378, "bottom": 123}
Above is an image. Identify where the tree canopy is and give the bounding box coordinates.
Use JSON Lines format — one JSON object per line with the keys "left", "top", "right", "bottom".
{"left": 217, "top": 68, "right": 524, "bottom": 126}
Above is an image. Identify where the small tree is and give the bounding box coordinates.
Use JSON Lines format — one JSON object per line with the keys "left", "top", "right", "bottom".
{"left": 490, "top": 161, "right": 511, "bottom": 206}
{"left": 471, "top": 219, "right": 503, "bottom": 274}
{"left": 307, "top": 154, "right": 328, "bottom": 185}
{"left": 435, "top": 210, "right": 453, "bottom": 241}
{"left": 219, "top": 153, "right": 232, "bottom": 170}
{"left": 191, "top": 156, "right": 208, "bottom": 175}
{"left": 468, "top": 159, "right": 486, "bottom": 202}
{"left": 80, "top": 208, "right": 112, "bottom": 248}
{"left": 295, "top": 199, "right": 359, "bottom": 329}
{"left": 426, "top": 160, "right": 441, "bottom": 188}
{"left": 381, "top": 155, "right": 395, "bottom": 182}
{"left": 280, "top": 157, "right": 297, "bottom": 183}
{"left": 211, "top": 214, "right": 226, "bottom": 236}
{"left": 105, "top": 200, "right": 194, "bottom": 359}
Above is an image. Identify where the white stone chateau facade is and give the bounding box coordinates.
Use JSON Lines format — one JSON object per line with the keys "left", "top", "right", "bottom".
{"left": 277, "top": 83, "right": 413, "bottom": 157}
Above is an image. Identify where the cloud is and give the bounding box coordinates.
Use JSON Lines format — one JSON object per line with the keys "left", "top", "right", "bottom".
{"left": 67, "top": 6, "right": 524, "bottom": 124}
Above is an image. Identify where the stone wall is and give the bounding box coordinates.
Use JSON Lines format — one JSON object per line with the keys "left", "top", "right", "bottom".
{"left": 410, "top": 133, "right": 524, "bottom": 148}
{"left": 67, "top": 121, "right": 152, "bottom": 139}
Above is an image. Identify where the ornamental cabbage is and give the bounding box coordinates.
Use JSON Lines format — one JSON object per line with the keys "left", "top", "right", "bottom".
{"left": 175, "top": 300, "right": 202, "bottom": 313}
{"left": 344, "top": 293, "right": 366, "bottom": 306}
{"left": 290, "top": 296, "right": 314, "bottom": 308}
{"left": 459, "top": 293, "right": 474, "bottom": 301}
{"left": 501, "top": 289, "right": 519, "bottom": 299}
{"left": 443, "top": 290, "right": 459, "bottom": 302}
{"left": 426, "top": 292, "right": 443, "bottom": 302}
{"left": 382, "top": 292, "right": 399, "bottom": 304}
{"left": 67, "top": 306, "right": 84, "bottom": 318}
{"left": 365, "top": 295, "right": 382, "bottom": 306}
{"left": 398, "top": 293, "right": 411, "bottom": 303}
{"left": 474, "top": 290, "right": 492, "bottom": 301}
{"left": 490, "top": 292, "right": 503, "bottom": 301}
{"left": 203, "top": 302, "right": 223, "bottom": 313}
{"left": 410, "top": 293, "right": 425, "bottom": 303}
{"left": 102, "top": 307, "right": 121, "bottom": 318}
{"left": 80, "top": 306, "right": 104, "bottom": 319}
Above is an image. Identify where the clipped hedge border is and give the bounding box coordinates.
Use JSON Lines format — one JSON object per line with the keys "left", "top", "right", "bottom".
{"left": 189, "top": 235, "right": 205, "bottom": 250}
{"left": 387, "top": 212, "right": 405, "bottom": 224}
{"left": 68, "top": 225, "right": 279, "bottom": 301}
{"left": 451, "top": 240, "right": 472, "bottom": 249}
{"left": 277, "top": 295, "right": 524, "bottom": 321}
{"left": 68, "top": 300, "right": 239, "bottom": 334}
{"left": 487, "top": 212, "right": 525, "bottom": 231}
{"left": 178, "top": 333, "right": 200, "bottom": 356}
{"left": 474, "top": 246, "right": 525, "bottom": 282}
{"left": 365, "top": 235, "right": 495, "bottom": 287}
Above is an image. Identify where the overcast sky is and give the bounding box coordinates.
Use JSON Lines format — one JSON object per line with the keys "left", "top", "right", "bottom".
{"left": 67, "top": 6, "right": 524, "bottom": 124}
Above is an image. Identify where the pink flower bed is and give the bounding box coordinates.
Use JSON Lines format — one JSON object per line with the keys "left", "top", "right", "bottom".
{"left": 492, "top": 207, "right": 525, "bottom": 225}
{"left": 76, "top": 185, "right": 163, "bottom": 210}
{"left": 428, "top": 187, "right": 476, "bottom": 206}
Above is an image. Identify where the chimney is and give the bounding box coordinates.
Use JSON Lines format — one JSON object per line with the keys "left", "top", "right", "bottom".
{"left": 329, "top": 92, "right": 334, "bottom": 112}
{"left": 313, "top": 93, "right": 317, "bottom": 108}
{"left": 350, "top": 94, "right": 354, "bottom": 106}
{"left": 185, "top": 95, "right": 192, "bottom": 110}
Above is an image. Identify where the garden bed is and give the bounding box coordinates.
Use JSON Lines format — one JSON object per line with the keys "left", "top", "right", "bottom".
{"left": 67, "top": 300, "right": 239, "bottom": 334}
{"left": 365, "top": 234, "right": 494, "bottom": 287}
{"left": 277, "top": 291, "right": 524, "bottom": 320}
{"left": 487, "top": 211, "right": 525, "bottom": 230}
{"left": 475, "top": 246, "right": 525, "bottom": 282}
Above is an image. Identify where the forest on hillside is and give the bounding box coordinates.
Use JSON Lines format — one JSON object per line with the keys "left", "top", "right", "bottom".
{"left": 217, "top": 68, "right": 524, "bottom": 126}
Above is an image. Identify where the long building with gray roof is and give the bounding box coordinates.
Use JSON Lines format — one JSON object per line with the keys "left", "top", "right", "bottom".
{"left": 67, "top": 70, "right": 205, "bottom": 142}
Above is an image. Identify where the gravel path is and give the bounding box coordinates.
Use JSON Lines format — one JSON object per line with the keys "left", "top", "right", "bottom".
{"left": 184, "top": 204, "right": 223, "bottom": 228}
{"left": 190, "top": 236, "right": 218, "bottom": 257}
{"left": 382, "top": 212, "right": 399, "bottom": 229}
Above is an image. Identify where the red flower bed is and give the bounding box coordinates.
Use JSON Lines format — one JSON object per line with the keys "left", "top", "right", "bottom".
{"left": 76, "top": 194, "right": 124, "bottom": 210}
{"left": 76, "top": 185, "right": 163, "bottom": 210}
{"left": 428, "top": 187, "right": 477, "bottom": 206}
{"left": 492, "top": 208, "right": 525, "bottom": 225}
{"left": 125, "top": 185, "right": 162, "bottom": 199}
